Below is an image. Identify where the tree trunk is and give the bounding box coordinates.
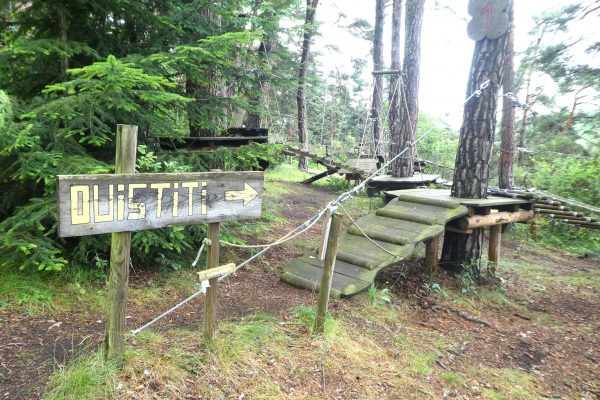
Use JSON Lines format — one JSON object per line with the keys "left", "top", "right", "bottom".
{"left": 297, "top": 0, "right": 319, "bottom": 170}
{"left": 370, "top": 0, "right": 385, "bottom": 157}
{"left": 498, "top": 1, "right": 515, "bottom": 189}
{"left": 392, "top": 0, "right": 425, "bottom": 178}
{"left": 441, "top": 1, "right": 511, "bottom": 275}
{"left": 517, "top": 28, "right": 545, "bottom": 165}
{"left": 58, "top": 8, "right": 69, "bottom": 81}
{"left": 388, "top": 0, "right": 403, "bottom": 166}
{"left": 245, "top": 39, "right": 276, "bottom": 128}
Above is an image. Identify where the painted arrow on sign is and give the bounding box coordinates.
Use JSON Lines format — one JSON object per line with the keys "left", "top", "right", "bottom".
{"left": 225, "top": 182, "right": 259, "bottom": 206}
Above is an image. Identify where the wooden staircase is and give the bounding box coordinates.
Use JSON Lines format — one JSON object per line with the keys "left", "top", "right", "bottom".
{"left": 281, "top": 194, "right": 469, "bottom": 297}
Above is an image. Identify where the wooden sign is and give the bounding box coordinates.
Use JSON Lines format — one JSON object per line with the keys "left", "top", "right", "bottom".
{"left": 57, "top": 171, "right": 263, "bottom": 237}
{"left": 467, "top": 0, "right": 509, "bottom": 41}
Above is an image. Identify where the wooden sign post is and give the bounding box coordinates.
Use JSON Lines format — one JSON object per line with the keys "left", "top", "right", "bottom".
{"left": 57, "top": 125, "right": 264, "bottom": 363}
{"left": 104, "top": 124, "right": 137, "bottom": 365}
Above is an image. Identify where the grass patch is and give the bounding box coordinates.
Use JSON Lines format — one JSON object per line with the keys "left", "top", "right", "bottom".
{"left": 469, "top": 367, "right": 540, "bottom": 400}
{"left": 265, "top": 163, "right": 315, "bottom": 182}
{"left": 44, "top": 352, "right": 117, "bottom": 400}
{"left": 441, "top": 371, "right": 466, "bottom": 386}
{"left": 0, "top": 270, "right": 106, "bottom": 315}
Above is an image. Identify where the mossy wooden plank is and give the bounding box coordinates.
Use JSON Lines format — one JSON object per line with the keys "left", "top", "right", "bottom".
{"left": 299, "top": 257, "right": 376, "bottom": 282}
{"left": 347, "top": 226, "right": 412, "bottom": 245}
{"left": 393, "top": 193, "right": 461, "bottom": 209}
{"left": 354, "top": 215, "right": 434, "bottom": 233}
{"left": 281, "top": 263, "right": 371, "bottom": 296}
{"left": 376, "top": 208, "right": 440, "bottom": 225}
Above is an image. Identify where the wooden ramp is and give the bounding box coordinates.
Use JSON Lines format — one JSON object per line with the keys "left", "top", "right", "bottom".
{"left": 281, "top": 194, "right": 469, "bottom": 297}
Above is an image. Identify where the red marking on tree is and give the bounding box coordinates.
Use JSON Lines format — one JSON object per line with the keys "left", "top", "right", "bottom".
{"left": 481, "top": 2, "right": 494, "bottom": 31}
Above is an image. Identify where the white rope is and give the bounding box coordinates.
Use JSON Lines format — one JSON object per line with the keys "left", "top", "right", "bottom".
{"left": 191, "top": 238, "right": 211, "bottom": 267}
{"left": 131, "top": 83, "right": 490, "bottom": 335}
{"left": 337, "top": 203, "right": 396, "bottom": 256}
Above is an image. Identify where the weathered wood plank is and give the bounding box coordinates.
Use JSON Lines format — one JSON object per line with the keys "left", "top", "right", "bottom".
{"left": 57, "top": 171, "right": 264, "bottom": 237}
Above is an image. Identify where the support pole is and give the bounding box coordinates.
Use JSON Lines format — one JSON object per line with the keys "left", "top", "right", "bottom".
{"left": 488, "top": 225, "right": 501, "bottom": 267}
{"left": 204, "top": 222, "right": 220, "bottom": 342}
{"left": 317, "top": 207, "right": 332, "bottom": 261}
{"left": 104, "top": 124, "right": 138, "bottom": 365}
{"left": 314, "top": 212, "right": 342, "bottom": 334}
{"left": 425, "top": 236, "right": 440, "bottom": 274}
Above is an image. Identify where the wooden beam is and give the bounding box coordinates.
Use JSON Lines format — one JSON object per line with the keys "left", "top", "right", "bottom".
{"left": 457, "top": 210, "right": 534, "bottom": 230}
{"left": 104, "top": 124, "right": 137, "bottom": 365}
{"left": 302, "top": 168, "right": 339, "bottom": 185}
{"left": 425, "top": 236, "right": 441, "bottom": 274}
{"left": 314, "top": 212, "right": 342, "bottom": 334}
{"left": 204, "top": 222, "right": 220, "bottom": 342}
{"left": 488, "top": 225, "right": 501, "bottom": 267}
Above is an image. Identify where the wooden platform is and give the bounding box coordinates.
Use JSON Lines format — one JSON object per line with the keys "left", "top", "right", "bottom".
{"left": 281, "top": 194, "right": 469, "bottom": 297}
{"left": 385, "top": 189, "right": 532, "bottom": 209}
{"left": 366, "top": 174, "right": 441, "bottom": 195}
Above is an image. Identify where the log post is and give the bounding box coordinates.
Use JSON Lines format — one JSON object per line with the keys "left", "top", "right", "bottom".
{"left": 104, "top": 124, "right": 138, "bottom": 365}
{"left": 425, "top": 236, "right": 440, "bottom": 274}
{"left": 314, "top": 212, "right": 342, "bottom": 334}
{"left": 204, "top": 222, "right": 220, "bottom": 342}
{"left": 317, "top": 207, "right": 332, "bottom": 260}
{"left": 488, "top": 225, "right": 501, "bottom": 267}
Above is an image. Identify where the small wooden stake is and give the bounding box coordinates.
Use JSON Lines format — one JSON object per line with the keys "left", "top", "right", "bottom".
{"left": 425, "top": 236, "right": 440, "bottom": 274}
{"left": 314, "top": 212, "right": 342, "bottom": 334}
{"left": 104, "top": 124, "right": 138, "bottom": 365}
{"left": 317, "top": 207, "right": 332, "bottom": 260}
{"left": 204, "top": 222, "right": 220, "bottom": 342}
{"left": 488, "top": 225, "right": 501, "bottom": 267}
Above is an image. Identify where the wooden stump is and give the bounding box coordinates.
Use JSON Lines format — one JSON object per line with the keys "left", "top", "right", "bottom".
{"left": 488, "top": 225, "right": 501, "bottom": 267}
{"left": 425, "top": 236, "right": 440, "bottom": 274}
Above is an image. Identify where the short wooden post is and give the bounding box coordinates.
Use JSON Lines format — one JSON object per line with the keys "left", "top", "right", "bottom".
{"left": 488, "top": 225, "right": 501, "bottom": 267}
{"left": 313, "top": 212, "right": 342, "bottom": 334}
{"left": 104, "top": 124, "right": 137, "bottom": 365}
{"left": 204, "top": 222, "right": 220, "bottom": 342}
{"left": 316, "top": 207, "right": 332, "bottom": 260}
{"left": 425, "top": 236, "right": 440, "bottom": 274}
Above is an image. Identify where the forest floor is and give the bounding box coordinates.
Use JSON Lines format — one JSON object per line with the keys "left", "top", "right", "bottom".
{"left": 1, "top": 165, "right": 599, "bottom": 400}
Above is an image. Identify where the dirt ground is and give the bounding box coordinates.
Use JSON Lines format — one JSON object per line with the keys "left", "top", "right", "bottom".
{"left": 1, "top": 181, "right": 599, "bottom": 399}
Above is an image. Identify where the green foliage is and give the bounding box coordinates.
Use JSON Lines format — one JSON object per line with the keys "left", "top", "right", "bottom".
{"left": 367, "top": 282, "right": 392, "bottom": 306}
{"left": 459, "top": 268, "right": 479, "bottom": 296}
{"left": 529, "top": 156, "right": 599, "bottom": 206}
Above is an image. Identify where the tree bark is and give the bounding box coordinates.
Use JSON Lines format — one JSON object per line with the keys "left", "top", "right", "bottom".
{"left": 393, "top": 0, "right": 425, "bottom": 178}
{"left": 498, "top": 1, "right": 515, "bottom": 189}
{"left": 297, "top": 0, "right": 319, "bottom": 170}
{"left": 388, "top": 0, "right": 403, "bottom": 166}
{"left": 58, "top": 8, "right": 69, "bottom": 81}
{"left": 370, "top": 0, "right": 385, "bottom": 157}
{"left": 441, "top": 1, "right": 511, "bottom": 274}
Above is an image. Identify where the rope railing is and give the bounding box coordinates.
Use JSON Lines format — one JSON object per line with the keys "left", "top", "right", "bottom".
{"left": 130, "top": 82, "right": 494, "bottom": 335}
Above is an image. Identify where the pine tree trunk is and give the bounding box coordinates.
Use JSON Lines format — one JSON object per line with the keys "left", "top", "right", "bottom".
{"left": 297, "top": 0, "right": 319, "bottom": 170}
{"left": 370, "top": 0, "right": 385, "bottom": 157}
{"left": 388, "top": 0, "right": 403, "bottom": 165}
{"left": 58, "top": 8, "right": 69, "bottom": 81}
{"left": 393, "top": 0, "right": 425, "bottom": 178}
{"left": 498, "top": 1, "right": 515, "bottom": 190}
{"left": 245, "top": 39, "right": 276, "bottom": 128}
{"left": 441, "top": 3, "right": 511, "bottom": 274}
